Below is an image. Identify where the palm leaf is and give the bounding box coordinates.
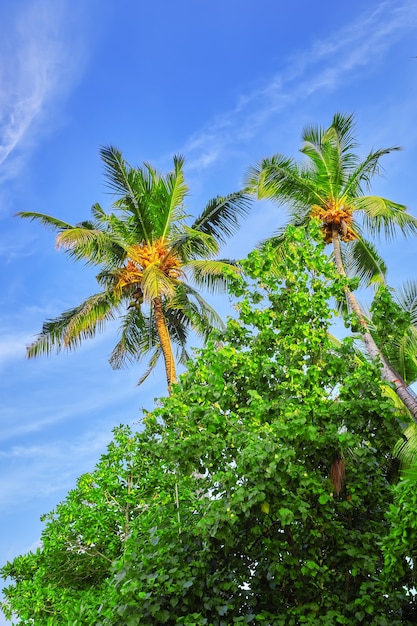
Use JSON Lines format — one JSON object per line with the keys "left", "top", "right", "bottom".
{"left": 26, "top": 292, "right": 118, "bottom": 358}
{"left": 329, "top": 112, "right": 359, "bottom": 154}
{"left": 344, "top": 146, "right": 401, "bottom": 197}
{"left": 354, "top": 196, "right": 417, "bottom": 239}
{"left": 397, "top": 281, "right": 417, "bottom": 327}
{"left": 141, "top": 264, "right": 177, "bottom": 300}
{"left": 109, "top": 306, "right": 158, "bottom": 369}
{"left": 301, "top": 130, "right": 344, "bottom": 201}
{"left": 163, "top": 306, "right": 190, "bottom": 355}
{"left": 191, "top": 192, "right": 252, "bottom": 244}
{"left": 56, "top": 227, "right": 125, "bottom": 266}
{"left": 396, "top": 330, "right": 417, "bottom": 383}
{"left": 393, "top": 424, "right": 417, "bottom": 468}
{"left": 100, "top": 146, "right": 154, "bottom": 243}
{"left": 16, "top": 212, "right": 74, "bottom": 231}
{"left": 159, "top": 154, "right": 188, "bottom": 240}
{"left": 167, "top": 283, "right": 225, "bottom": 338}
{"left": 300, "top": 115, "right": 361, "bottom": 200}
{"left": 186, "top": 259, "right": 241, "bottom": 293}
{"left": 246, "top": 155, "right": 325, "bottom": 209}
{"left": 171, "top": 226, "right": 219, "bottom": 261}
{"left": 382, "top": 385, "right": 412, "bottom": 419}
{"left": 136, "top": 348, "right": 162, "bottom": 386}
{"left": 341, "top": 238, "right": 387, "bottom": 286}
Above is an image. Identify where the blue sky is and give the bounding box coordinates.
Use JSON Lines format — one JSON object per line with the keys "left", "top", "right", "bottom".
{"left": 1, "top": 0, "right": 417, "bottom": 621}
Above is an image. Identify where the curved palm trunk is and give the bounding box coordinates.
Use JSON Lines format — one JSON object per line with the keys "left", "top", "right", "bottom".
{"left": 153, "top": 297, "right": 177, "bottom": 393}
{"left": 331, "top": 227, "right": 417, "bottom": 423}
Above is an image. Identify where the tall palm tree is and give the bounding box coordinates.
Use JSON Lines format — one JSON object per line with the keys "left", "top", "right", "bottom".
{"left": 246, "top": 113, "right": 417, "bottom": 420}
{"left": 19, "top": 147, "right": 251, "bottom": 392}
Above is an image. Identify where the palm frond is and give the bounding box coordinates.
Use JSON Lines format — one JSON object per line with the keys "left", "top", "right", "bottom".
{"left": 109, "top": 306, "right": 158, "bottom": 369}
{"left": 141, "top": 264, "right": 177, "bottom": 300}
{"left": 368, "top": 283, "right": 417, "bottom": 385}
{"left": 100, "top": 146, "right": 153, "bottom": 243}
{"left": 56, "top": 227, "right": 125, "bottom": 266}
{"left": 191, "top": 192, "right": 252, "bottom": 245}
{"left": 396, "top": 281, "right": 417, "bottom": 327}
{"left": 354, "top": 196, "right": 417, "bottom": 239}
{"left": 171, "top": 226, "right": 219, "bottom": 261}
{"left": 245, "top": 155, "right": 325, "bottom": 209}
{"left": 159, "top": 155, "right": 188, "bottom": 240}
{"left": 341, "top": 238, "right": 386, "bottom": 287}
{"left": 393, "top": 424, "right": 417, "bottom": 468}
{"left": 90, "top": 202, "right": 112, "bottom": 225}
{"left": 186, "top": 259, "right": 241, "bottom": 293}
{"left": 17, "top": 212, "right": 74, "bottom": 231}
{"left": 301, "top": 114, "right": 360, "bottom": 199}
{"left": 163, "top": 306, "right": 190, "bottom": 351}
{"left": 165, "top": 284, "right": 224, "bottom": 343}
{"left": 136, "top": 348, "right": 162, "bottom": 386}
{"left": 382, "top": 385, "right": 412, "bottom": 419}
{"left": 258, "top": 226, "right": 288, "bottom": 251}
{"left": 26, "top": 292, "right": 117, "bottom": 358}
{"left": 100, "top": 145, "right": 135, "bottom": 196}
{"left": 301, "top": 135, "right": 342, "bottom": 201}
{"left": 344, "top": 146, "right": 401, "bottom": 197}
{"left": 396, "top": 330, "right": 417, "bottom": 384}
{"left": 329, "top": 113, "right": 359, "bottom": 155}
{"left": 170, "top": 283, "right": 224, "bottom": 330}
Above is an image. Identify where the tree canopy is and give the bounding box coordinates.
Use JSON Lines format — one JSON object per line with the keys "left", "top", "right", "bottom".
{"left": 3, "top": 225, "right": 416, "bottom": 624}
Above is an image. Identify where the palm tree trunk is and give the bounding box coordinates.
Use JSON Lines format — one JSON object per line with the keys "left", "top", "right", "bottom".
{"left": 153, "top": 296, "right": 177, "bottom": 393}
{"left": 331, "top": 227, "right": 417, "bottom": 423}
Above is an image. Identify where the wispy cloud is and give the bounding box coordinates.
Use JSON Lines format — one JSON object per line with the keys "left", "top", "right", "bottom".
{"left": 0, "top": 427, "right": 120, "bottom": 510}
{"left": 0, "top": 0, "right": 85, "bottom": 180}
{"left": 183, "top": 0, "right": 417, "bottom": 170}
{"left": 0, "top": 332, "right": 31, "bottom": 366}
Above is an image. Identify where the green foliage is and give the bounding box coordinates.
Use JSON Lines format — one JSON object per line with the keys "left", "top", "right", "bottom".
{"left": 245, "top": 113, "right": 417, "bottom": 423}
{"left": 370, "top": 285, "right": 417, "bottom": 384}
{"left": 2, "top": 226, "right": 415, "bottom": 624}
{"left": 1, "top": 426, "right": 169, "bottom": 623}
{"left": 381, "top": 460, "right": 417, "bottom": 621}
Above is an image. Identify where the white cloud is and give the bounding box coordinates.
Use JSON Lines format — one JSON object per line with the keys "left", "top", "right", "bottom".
{"left": 0, "top": 422, "right": 138, "bottom": 511}
{"left": 0, "top": 332, "right": 30, "bottom": 366}
{"left": 182, "top": 0, "right": 417, "bottom": 170}
{"left": 0, "top": 370, "right": 141, "bottom": 443}
{"left": 0, "top": 0, "right": 85, "bottom": 181}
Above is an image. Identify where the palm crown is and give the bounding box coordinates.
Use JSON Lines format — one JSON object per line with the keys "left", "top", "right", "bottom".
{"left": 19, "top": 147, "right": 251, "bottom": 391}
{"left": 246, "top": 112, "right": 417, "bottom": 286}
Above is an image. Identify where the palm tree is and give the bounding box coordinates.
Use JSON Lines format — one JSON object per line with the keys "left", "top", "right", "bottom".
{"left": 246, "top": 112, "right": 417, "bottom": 420}
{"left": 19, "top": 147, "right": 251, "bottom": 392}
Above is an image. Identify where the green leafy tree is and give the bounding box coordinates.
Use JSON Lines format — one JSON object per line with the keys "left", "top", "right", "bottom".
{"left": 245, "top": 113, "right": 417, "bottom": 420}
{"left": 368, "top": 283, "right": 417, "bottom": 587}
{"left": 3, "top": 225, "right": 415, "bottom": 624}
{"left": 371, "top": 282, "right": 417, "bottom": 552}
{"left": 370, "top": 283, "right": 417, "bottom": 387}
{"left": 0, "top": 425, "right": 169, "bottom": 624}
{"left": 19, "top": 148, "right": 251, "bottom": 390}
{"left": 382, "top": 460, "right": 417, "bottom": 597}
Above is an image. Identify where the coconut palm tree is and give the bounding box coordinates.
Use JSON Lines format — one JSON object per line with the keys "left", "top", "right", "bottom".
{"left": 246, "top": 112, "right": 417, "bottom": 420}
{"left": 19, "top": 147, "right": 251, "bottom": 392}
